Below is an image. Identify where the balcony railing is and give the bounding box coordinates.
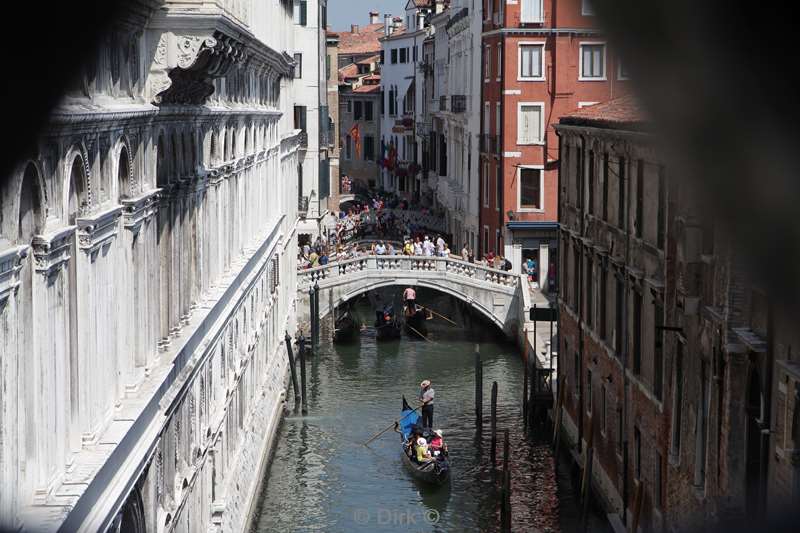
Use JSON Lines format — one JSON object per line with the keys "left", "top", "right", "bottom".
{"left": 451, "top": 95, "right": 467, "bottom": 113}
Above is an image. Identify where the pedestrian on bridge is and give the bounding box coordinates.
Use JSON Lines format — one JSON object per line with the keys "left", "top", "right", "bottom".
{"left": 419, "top": 380, "right": 435, "bottom": 428}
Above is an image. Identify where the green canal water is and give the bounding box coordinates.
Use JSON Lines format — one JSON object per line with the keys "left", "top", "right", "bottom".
{"left": 249, "top": 290, "right": 608, "bottom": 533}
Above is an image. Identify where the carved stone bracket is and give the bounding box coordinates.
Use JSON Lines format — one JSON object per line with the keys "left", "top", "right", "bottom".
{"left": 122, "top": 188, "right": 161, "bottom": 235}
{"left": 76, "top": 205, "right": 122, "bottom": 256}
{"left": 0, "top": 245, "right": 29, "bottom": 305}
{"left": 152, "top": 31, "right": 246, "bottom": 106}
{"left": 32, "top": 226, "right": 75, "bottom": 277}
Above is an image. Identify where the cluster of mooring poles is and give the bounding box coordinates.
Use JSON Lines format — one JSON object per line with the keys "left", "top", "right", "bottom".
{"left": 284, "top": 282, "right": 322, "bottom": 417}
{"left": 473, "top": 345, "right": 512, "bottom": 532}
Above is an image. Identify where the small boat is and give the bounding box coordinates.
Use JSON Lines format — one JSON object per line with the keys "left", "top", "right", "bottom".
{"left": 374, "top": 305, "right": 401, "bottom": 341}
{"left": 398, "top": 397, "right": 450, "bottom": 486}
{"left": 403, "top": 303, "right": 431, "bottom": 337}
{"left": 333, "top": 307, "right": 360, "bottom": 343}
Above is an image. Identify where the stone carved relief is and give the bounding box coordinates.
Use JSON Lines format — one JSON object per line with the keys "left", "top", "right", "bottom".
{"left": 152, "top": 31, "right": 247, "bottom": 106}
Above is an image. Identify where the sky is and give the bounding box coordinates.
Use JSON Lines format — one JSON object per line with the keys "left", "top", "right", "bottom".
{"left": 328, "top": 0, "right": 404, "bottom": 31}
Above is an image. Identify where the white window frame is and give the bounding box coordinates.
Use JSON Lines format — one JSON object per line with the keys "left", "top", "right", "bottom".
{"left": 520, "top": 0, "right": 544, "bottom": 23}
{"left": 579, "top": 42, "right": 607, "bottom": 81}
{"left": 517, "top": 42, "right": 546, "bottom": 81}
{"left": 582, "top": 0, "right": 595, "bottom": 17}
{"left": 578, "top": 101, "right": 599, "bottom": 108}
{"left": 496, "top": 44, "right": 502, "bottom": 82}
{"left": 484, "top": 45, "right": 492, "bottom": 83}
{"left": 516, "top": 101, "right": 545, "bottom": 146}
{"left": 517, "top": 164, "right": 545, "bottom": 212}
{"left": 483, "top": 160, "right": 490, "bottom": 207}
{"left": 483, "top": 102, "right": 490, "bottom": 135}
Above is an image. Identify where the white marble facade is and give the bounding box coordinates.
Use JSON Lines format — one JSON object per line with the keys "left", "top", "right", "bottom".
{"left": 0, "top": 1, "right": 305, "bottom": 531}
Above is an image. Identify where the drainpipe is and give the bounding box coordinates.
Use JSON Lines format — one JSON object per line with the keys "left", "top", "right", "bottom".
{"left": 577, "top": 135, "right": 585, "bottom": 456}
{"left": 760, "top": 302, "right": 775, "bottom": 516}
{"left": 621, "top": 151, "right": 631, "bottom": 525}
{"left": 498, "top": 31, "right": 505, "bottom": 254}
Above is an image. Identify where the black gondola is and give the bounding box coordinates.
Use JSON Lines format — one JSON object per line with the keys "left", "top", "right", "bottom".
{"left": 398, "top": 397, "right": 450, "bottom": 486}
{"left": 374, "top": 305, "right": 401, "bottom": 341}
{"left": 333, "top": 307, "right": 360, "bottom": 343}
{"left": 403, "top": 303, "right": 431, "bottom": 337}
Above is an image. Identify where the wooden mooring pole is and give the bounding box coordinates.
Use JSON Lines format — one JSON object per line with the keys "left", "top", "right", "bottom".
{"left": 284, "top": 332, "right": 300, "bottom": 411}
{"left": 475, "top": 345, "right": 483, "bottom": 435}
{"left": 298, "top": 333, "right": 308, "bottom": 415}
{"left": 523, "top": 352, "right": 529, "bottom": 426}
{"left": 491, "top": 381, "right": 498, "bottom": 466}
{"left": 500, "top": 428, "right": 512, "bottom": 532}
{"left": 312, "top": 282, "right": 320, "bottom": 353}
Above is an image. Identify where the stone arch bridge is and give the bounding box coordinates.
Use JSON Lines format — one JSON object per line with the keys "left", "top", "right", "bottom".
{"left": 298, "top": 255, "right": 531, "bottom": 337}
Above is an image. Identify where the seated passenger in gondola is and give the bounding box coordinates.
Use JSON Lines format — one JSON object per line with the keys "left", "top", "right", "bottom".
{"left": 430, "top": 429, "right": 447, "bottom": 457}
{"left": 415, "top": 437, "right": 433, "bottom": 463}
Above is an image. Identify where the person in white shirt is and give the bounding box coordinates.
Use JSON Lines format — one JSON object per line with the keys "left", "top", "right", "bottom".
{"left": 375, "top": 241, "right": 386, "bottom": 255}
{"left": 413, "top": 239, "right": 423, "bottom": 255}
{"left": 423, "top": 237, "right": 435, "bottom": 256}
{"left": 436, "top": 235, "right": 445, "bottom": 254}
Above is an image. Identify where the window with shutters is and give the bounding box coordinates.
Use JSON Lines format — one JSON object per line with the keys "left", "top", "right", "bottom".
{"left": 353, "top": 101, "right": 363, "bottom": 120}
{"left": 517, "top": 103, "right": 544, "bottom": 145}
{"left": 391, "top": 49, "right": 398, "bottom": 64}
{"left": 579, "top": 43, "right": 606, "bottom": 80}
{"left": 293, "top": 0, "right": 307, "bottom": 26}
{"left": 293, "top": 53, "right": 302, "bottom": 79}
{"left": 364, "top": 101, "right": 374, "bottom": 121}
{"left": 520, "top": 0, "right": 543, "bottom": 23}
{"left": 364, "top": 136, "right": 374, "bottom": 161}
{"left": 519, "top": 44, "right": 545, "bottom": 80}
{"left": 400, "top": 48, "right": 408, "bottom": 63}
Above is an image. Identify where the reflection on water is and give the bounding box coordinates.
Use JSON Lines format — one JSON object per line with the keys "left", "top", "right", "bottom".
{"left": 250, "top": 291, "right": 609, "bottom": 533}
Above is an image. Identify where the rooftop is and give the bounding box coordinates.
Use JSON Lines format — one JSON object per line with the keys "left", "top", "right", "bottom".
{"left": 559, "top": 95, "right": 648, "bottom": 131}
{"left": 338, "top": 22, "right": 384, "bottom": 56}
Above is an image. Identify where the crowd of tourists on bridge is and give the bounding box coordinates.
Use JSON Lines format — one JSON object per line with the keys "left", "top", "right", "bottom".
{"left": 298, "top": 190, "right": 517, "bottom": 272}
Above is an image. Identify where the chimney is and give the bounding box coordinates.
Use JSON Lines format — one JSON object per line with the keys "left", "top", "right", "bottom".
{"left": 384, "top": 14, "right": 392, "bottom": 36}
{"left": 351, "top": 24, "right": 359, "bottom": 34}
{"left": 369, "top": 11, "right": 379, "bottom": 25}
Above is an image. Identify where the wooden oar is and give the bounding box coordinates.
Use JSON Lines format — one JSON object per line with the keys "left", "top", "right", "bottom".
{"left": 363, "top": 406, "right": 421, "bottom": 446}
{"left": 421, "top": 306, "right": 458, "bottom": 327}
{"left": 406, "top": 323, "right": 436, "bottom": 344}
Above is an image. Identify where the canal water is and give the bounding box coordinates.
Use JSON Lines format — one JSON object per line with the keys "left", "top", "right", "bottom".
{"left": 250, "top": 290, "right": 608, "bottom": 533}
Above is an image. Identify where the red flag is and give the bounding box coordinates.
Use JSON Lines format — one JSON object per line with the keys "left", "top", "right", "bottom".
{"left": 349, "top": 123, "right": 361, "bottom": 157}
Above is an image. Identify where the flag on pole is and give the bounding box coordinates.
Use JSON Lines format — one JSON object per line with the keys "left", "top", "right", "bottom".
{"left": 349, "top": 123, "right": 361, "bottom": 158}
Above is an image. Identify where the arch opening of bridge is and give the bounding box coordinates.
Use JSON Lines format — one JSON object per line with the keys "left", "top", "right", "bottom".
{"left": 328, "top": 279, "right": 510, "bottom": 333}
{"left": 297, "top": 255, "right": 524, "bottom": 338}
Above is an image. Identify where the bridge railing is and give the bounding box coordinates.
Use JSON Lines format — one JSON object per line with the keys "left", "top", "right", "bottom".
{"left": 298, "top": 255, "right": 520, "bottom": 291}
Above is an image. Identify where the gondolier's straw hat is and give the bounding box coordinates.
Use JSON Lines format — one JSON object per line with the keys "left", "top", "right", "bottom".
{"left": 420, "top": 380, "right": 431, "bottom": 388}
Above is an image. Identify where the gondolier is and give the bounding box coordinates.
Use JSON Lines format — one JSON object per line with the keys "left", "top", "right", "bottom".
{"left": 403, "top": 286, "right": 416, "bottom": 308}
{"left": 419, "top": 380, "right": 435, "bottom": 428}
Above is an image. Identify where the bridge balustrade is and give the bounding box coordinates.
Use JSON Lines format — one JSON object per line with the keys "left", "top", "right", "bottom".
{"left": 298, "top": 255, "right": 520, "bottom": 291}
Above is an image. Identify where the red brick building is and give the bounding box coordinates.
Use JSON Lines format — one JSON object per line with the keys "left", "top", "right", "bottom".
{"left": 556, "top": 95, "right": 800, "bottom": 531}
{"left": 479, "top": 0, "right": 629, "bottom": 291}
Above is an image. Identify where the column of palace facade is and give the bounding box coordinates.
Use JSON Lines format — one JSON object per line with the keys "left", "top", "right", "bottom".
{"left": 0, "top": 1, "right": 305, "bottom": 531}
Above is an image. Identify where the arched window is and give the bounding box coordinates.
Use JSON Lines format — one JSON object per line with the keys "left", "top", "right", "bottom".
{"left": 156, "top": 134, "right": 167, "bottom": 186}
{"left": 223, "top": 128, "right": 229, "bottom": 161}
{"left": 118, "top": 144, "right": 132, "bottom": 200}
{"left": 68, "top": 154, "right": 88, "bottom": 223}
{"left": 172, "top": 132, "right": 181, "bottom": 177}
{"left": 209, "top": 131, "right": 217, "bottom": 166}
{"left": 18, "top": 163, "right": 43, "bottom": 243}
